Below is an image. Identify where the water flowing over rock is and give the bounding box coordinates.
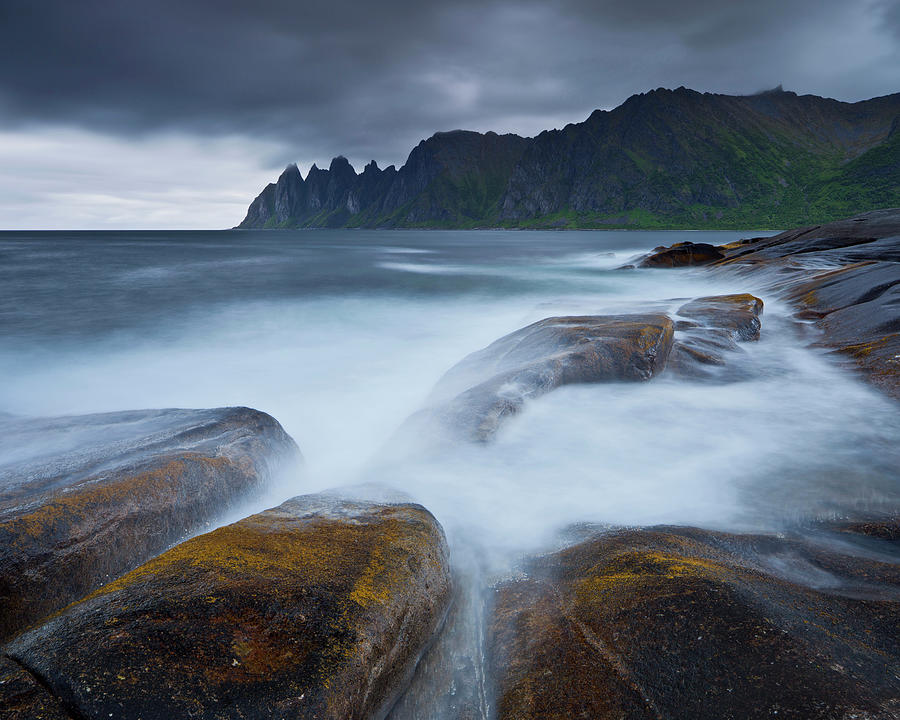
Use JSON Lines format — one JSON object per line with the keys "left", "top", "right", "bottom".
{"left": 667, "top": 293, "right": 764, "bottom": 379}
{"left": 716, "top": 208, "right": 900, "bottom": 398}
{"left": 397, "top": 314, "right": 675, "bottom": 443}
{"left": 387, "top": 544, "right": 490, "bottom": 720}
{"left": 0, "top": 406, "right": 300, "bottom": 642}
{"left": 488, "top": 526, "right": 900, "bottom": 720}
{"left": 3, "top": 494, "right": 452, "bottom": 720}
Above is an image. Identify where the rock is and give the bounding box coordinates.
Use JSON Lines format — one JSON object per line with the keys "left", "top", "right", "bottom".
{"left": 636, "top": 241, "right": 724, "bottom": 268}
{"left": 837, "top": 517, "right": 900, "bottom": 542}
{"left": 401, "top": 314, "right": 675, "bottom": 443}
{"left": 488, "top": 526, "right": 900, "bottom": 720}
{"left": 697, "top": 210, "right": 900, "bottom": 398}
{"left": 4, "top": 494, "right": 452, "bottom": 720}
{"left": 676, "top": 293, "right": 764, "bottom": 341}
{"left": 0, "top": 406, "right": 300, "bottom": 642}
{"left": 785, "top": 261, "right": 900, "bottom": 318}
{"left": 668, "top": 294, "right": 764, "bottom": 379}
{"left": 783, "top": 259, "right": 900, "bottom": 397}
{"left": 719, "top": 209, "right": 900, "bottom": 264}
{"left": 0, "top": 657, "right": 71, "bottom": 720}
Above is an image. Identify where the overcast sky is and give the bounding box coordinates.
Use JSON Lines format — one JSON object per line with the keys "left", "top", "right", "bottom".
{"left": 1, "top": 0, "right": 898, "bottom": 229}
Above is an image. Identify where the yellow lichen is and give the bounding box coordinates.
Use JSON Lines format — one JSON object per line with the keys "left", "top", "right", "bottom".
{"left": 840, "top": 336, "right": 891, "bottom": 359}
{"left": 574, "top": 551, "right": 729, "bottom": 603}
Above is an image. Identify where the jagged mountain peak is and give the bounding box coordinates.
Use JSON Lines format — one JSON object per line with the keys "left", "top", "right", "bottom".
{"left": 329, "top": 155, "right": 355, "bottom": 173}
{"left": 237, "top": 87, "right": 900, "bottom": 230}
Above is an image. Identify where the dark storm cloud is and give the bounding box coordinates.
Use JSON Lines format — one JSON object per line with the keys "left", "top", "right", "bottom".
{"left": 0, "top": 0, "right": 897, "bottom": 169}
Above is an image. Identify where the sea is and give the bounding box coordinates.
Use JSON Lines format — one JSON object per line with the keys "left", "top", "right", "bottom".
{"left": 2, "top": 228, "right": 899, "bottom": 563}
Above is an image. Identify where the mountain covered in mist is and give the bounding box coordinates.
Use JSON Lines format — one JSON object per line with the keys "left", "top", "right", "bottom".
{"left": 237, "top": 87, "right": 900, "bottom": 230}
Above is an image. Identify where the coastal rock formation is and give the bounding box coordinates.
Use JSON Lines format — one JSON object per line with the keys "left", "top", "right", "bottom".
{"left": 0, "top": 406, "right": 300, "bottom": 642}
{"left": 238, "top": 88, "right": 900, "bottom": 230}
{"left": 677, "top": 293, "right": 764, "bottom": 341}
{"left": 668, "top": 293, "right": 764, "bottom": 379}
{"left": 4, "top": 494, "right": 452, "bottom": 720}
{"left": 718, "top": 208, "right": 900, "bottom": 265}
{"left": 718, "top": 208, "right": 900, "bottom": 397}
{"left": 488, "top": 526, "right": 900, "bottom": 720}
{"left": 637, "top": 209, "right": 900, "bottom": 397}
{"left": 636, "top": 241, "right": 724, "bottom": 268}
{"left": 401, "top": 314, "right": 675, "bottom": 443}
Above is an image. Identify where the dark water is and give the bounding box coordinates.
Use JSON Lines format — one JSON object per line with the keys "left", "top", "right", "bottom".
{"left": 1, "top": 229, "right": 899, "bottom": 553}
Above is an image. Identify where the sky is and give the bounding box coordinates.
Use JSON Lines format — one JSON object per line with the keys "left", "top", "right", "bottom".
{"left": 0, "top": 0, "right": 898, "bottom": 229}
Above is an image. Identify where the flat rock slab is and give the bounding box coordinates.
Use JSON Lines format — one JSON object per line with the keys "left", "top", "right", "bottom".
{"left": 776, "top": 253, "right": 900, "bottom": 398}
{"left": 4, "top": 494, "right": 452, "bottom": 720}
{"left": 407, "top": 314, "right": 675, "bottom": 442}
{"left": 719, "top": 209, "right": 900, "bottom": 265}
{"left": 489, "top": 526, "right": 900, "bottom": 720}
{"left": 0, "top": 406, "right": 300, "bottom": 642}
{"left": 785, "top": 261, "right": 900, "bottom": 317}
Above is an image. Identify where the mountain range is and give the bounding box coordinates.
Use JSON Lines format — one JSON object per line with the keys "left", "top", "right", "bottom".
{"left": 237, "top": 87, "right": 900, "bottom": 230}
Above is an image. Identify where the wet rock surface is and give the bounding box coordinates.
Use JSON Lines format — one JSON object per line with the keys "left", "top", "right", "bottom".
{"left": 719, "top": 208, "right": 900, "bottom": 265}
{"left": 488, "top": 526, "right": 900, "bottom": 720}
{"left": 726, "top": 210, "right": 900, "bottom": 398}
{"left": 668, "top": 294, "right": 764, "bottom": 379}
{"left": 401, "top": 314, "right": 675, "bottom": 442}
{"left": 636, "top": 241, "right": 725, "bottom": 268}
{"left": 677, "top": 293, "right": 764, "bottom": 341}
{"left": 0, "top": 657, "right": 72, "bottom": 720}
{"left": 785, "top": 259, "right": 900, "bottom": 398}
{"left": 388, "top": 545, "right": 490, "bottom": 720}
{"left": 0, "top": 406, "right": 300, "bottom": 642}
{"left": 4, "top": 494, "right": 452, "bottom": 720}
{"left": 644, "top": 208, "right": 900, "bottom": 398}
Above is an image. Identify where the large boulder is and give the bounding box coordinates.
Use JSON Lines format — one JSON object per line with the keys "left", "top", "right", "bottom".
{"left": 399, "top": 314, "right": 675, "bottom": 442}
{"left": 0, "top": 406, "right": 300, "bottom": 642}
{"left": 676, "top": 293, "right": 764, "bottom": 341}
{"left": 4, "top": 494, "right": 452, "bottom": 720}
{"left": 488, "top": 526, "right": 900, "bottom": 720}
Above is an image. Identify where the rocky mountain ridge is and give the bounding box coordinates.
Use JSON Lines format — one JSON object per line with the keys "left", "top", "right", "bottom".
{"left": 237, "top": 87, "right": 900, "bottom": 230}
